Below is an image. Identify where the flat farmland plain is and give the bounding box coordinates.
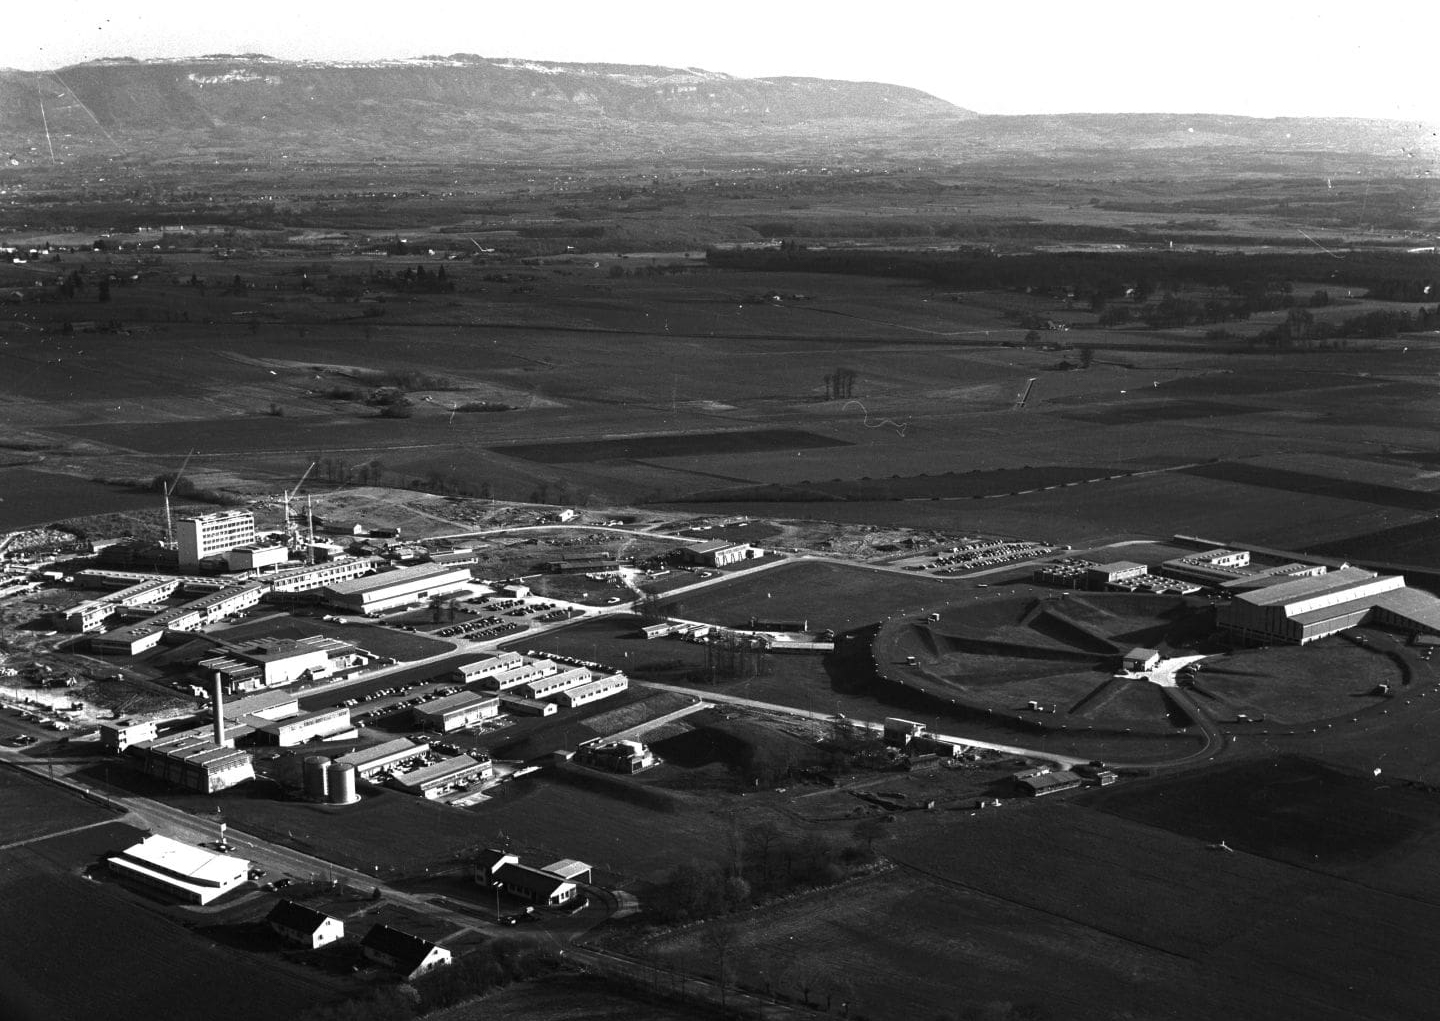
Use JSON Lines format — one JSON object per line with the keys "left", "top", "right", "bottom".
{"left": 646, "top": 800, "right": 1440, "bottom": 1021}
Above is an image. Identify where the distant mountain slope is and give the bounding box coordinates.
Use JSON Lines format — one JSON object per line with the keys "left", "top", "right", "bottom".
{"left": 0, "top": 54, "right": 970, "bottom": 162}
{"left": 0, "top": 54, "right": 1431, "bottom": 168}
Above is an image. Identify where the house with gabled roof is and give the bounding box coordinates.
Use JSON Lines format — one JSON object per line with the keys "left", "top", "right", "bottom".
{"left": 360, "top": 924, "right": 451, "bottom": 979}
{"left": 266, "top": 899, "right": 345, "bottom": 949}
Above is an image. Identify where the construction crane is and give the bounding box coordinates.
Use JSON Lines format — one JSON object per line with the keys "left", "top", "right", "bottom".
{"left": 162, "top": 449, "right": 196, "bottom": 548}
{"left": 283, "top": 462, "right": 317, "bottom": 555}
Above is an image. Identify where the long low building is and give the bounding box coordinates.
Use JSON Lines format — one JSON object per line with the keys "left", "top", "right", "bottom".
{"left": 320, "top": 562, "right": 472, "bottom": 615}
{"left": 555, "top": 673, "right": 628, "bottom": 708}
{"left": 108, "top": 834, "right": 249, "bottom": 905}
{"left": 391, "top": 754, "right": 493, "bottom": 798}
{"left": 414, "top": 691, "right": 500, "bottom": 733}
{"left": 251, "top": 705, "right": 352, "bottom": 746}
{"left": 199, "top": 635, "right": 359, "bottom": 693}
{"left": 1216, "top": 566, "right": 1439, "bottom": 645}
{"left": 335, "top": 737, "right": 431, "bottom": 779}
{"left": 518, "top": 665, "right": 592, "bottom": 700}
{"left": 452, "top": 651, "right": 525, "bottom": 685}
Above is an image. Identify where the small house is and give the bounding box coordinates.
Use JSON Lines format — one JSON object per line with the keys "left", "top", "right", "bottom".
{"left": 267, "top": 899, "right": 345, "bottom": 949}
{"left": 361, "top": 924, "right": 451, "bottom": 979}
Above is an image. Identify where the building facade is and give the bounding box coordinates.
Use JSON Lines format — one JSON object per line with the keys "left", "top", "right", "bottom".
{"left": 177, "top": 510, "right": 257, "bottom": 568}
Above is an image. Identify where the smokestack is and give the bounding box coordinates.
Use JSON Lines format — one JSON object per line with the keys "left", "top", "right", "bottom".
{"left": 210, "top": 671, "right": 228, "bottom": 747}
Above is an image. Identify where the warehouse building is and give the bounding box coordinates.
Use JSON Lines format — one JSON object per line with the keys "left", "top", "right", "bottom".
{"left": 108, "top": 834, "right": 249, "bottom": 905}
{"left": 225, "top": 543, "right": 291, "bottom": 573}
{"left": 391, "top": 754, "right": 493, "bottom": 798}
{"left": 335, "top": 738, "right": 431, "bottom": 779}
{"left": 1085, "top": 561, "right": 1150, "bottom": 589}
{"left": 178, "top": 509, "right": 257, "bottom": 568}
{"left": 198, "top": 635, "right": 359, "bottom": 693}
{"left": 252, "top": 706, "right": 353, "bottom": 747}
{"left": 1215, "top": 567, "right": 1431, "bottom": 645}
{"left": 320, "top": 562, "right": 472, "bottom": 614}
{"left": 267, "top": 900, "right": 345, "bottom": 949}
{"left": 683, "top": 540, "right": 753, "bottom": 568}
{"left": 361, "top": 925, "right": 452, "bottom": 980}
{"left": 555, "top": 673, "right": 628, "bottom": 708}
{"left": 414, "top": 691, "right": 501, "bottom": 732}
{"left": 1016, "top": 770, "right": 1084, "bottom": 796}
{"left": 518, "top": 665, "right": 592, "bottom": 700}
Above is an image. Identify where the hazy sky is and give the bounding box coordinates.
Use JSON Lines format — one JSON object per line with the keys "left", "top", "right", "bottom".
{"left": 6, "top": 0, "right": 1437, "bottom": 121}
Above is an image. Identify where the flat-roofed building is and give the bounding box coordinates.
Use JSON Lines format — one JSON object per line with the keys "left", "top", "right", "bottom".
{"left": 415, "top": 691, "right": 500, "bottom": 732}
{"left": 224, "top": 690, "right": 300, "bottom": 722}
{"left": 108, "top": 834, "right": 249, "bottom": 905}
{"left": 555, "top": 673, "right": 628, "bottom": 708}
{"left": 199, "top": 635, "right": 358, "bottom": 693}
{"left": 225, "top": 544, "right": 290, "bottom": 572}
{"left": 252, "top": 706, "right": 352, "bottom": 747}
{"left": 99, "top": 718, "right": 158, "bottom": 752}
{"left": 683, "top": 539, "right": 752, "bottom": 567}
{"left": 519, "top": 665, "right": 592, "bottom": 700}
{"left": 392, "top": 754, "right": 493, "bottom": 798}
{"left": 320, "top": 562, "right": 472, "bottom": 614}
{"left": 335, "top": 738, "right": 430, "bottom": 779}
{"left": 178, "top": 509, "right": 256, "bottom": 568}
{"left": 268, "top": 557, "right": 379, "bottom": 594}
{"left": 1085, "top": 561, "right": 1150, "bottom": 589}
{"left": 578, "top": 739, "right": 654, "bottom": 774}
{"left": 267, "top": 899, "right": 345, "bottom": 948}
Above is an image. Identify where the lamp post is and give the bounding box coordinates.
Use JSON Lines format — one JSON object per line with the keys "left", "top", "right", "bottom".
{"left": 492, "top": 880, "right": 503, "bottom": 920}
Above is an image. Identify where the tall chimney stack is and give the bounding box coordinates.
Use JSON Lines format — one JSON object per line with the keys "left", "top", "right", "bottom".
{"left": 210, "top": 671, "right": 228, "bottom": 747}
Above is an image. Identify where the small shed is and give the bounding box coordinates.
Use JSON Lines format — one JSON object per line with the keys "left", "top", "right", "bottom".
{"left": 1122, "top": 647, "right": 1161, "bottom": 671}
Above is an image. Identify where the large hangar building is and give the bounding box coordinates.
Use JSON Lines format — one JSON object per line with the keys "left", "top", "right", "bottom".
{"left": 1217, "top": 566, "right": 1440, "bottom": 645}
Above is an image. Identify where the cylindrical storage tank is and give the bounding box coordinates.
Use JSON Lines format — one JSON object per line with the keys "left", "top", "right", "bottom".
{"left": 302, "top": 755, "right": 330, "bottom": 800}
{"left": 327, "top": 761, "right": 359, "bottom": 805}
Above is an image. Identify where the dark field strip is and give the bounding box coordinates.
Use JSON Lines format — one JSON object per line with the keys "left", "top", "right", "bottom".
{"left": 685, "top": 464, "right": 1120, "bottom": 503}
{"left": 491, "top": 428, "right": 849, "bottom": 463}
{"left": 1059, "top": 399, "right": 1254, "bottom": 425}
{"left": 1306, "top": 517, "right": 1440, "bottom": 572}
{"left": 1182, "top": 460, "right": 1440, "bottom": 511}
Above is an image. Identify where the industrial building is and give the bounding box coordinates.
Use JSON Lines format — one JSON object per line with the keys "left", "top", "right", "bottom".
{"left": 125, "top": 734, "right": 256, "bottom": 792}
{"left": 1215, "top": 567, "right": 1440, "bottom": 645}
{"left": 267, "top": 900, "right": 345, "bottom": 948}
{"left": 1015, "top": 770, "right": 1084, "bottom": 796}
{"left": 1085, "top": 561, "right": 1150, "bottom": 588}
{"left": 177, "top": 509, "right": 257, "bottom": 568}
{"left": 335, "top": 737, "right": 430, "bottom": 779}
{"left": 1122, "top": 648, "right": 1161, "bottom": 671}
{"left": 414, "top": 691, "right": 501, "bottom": 732}
{"left": 64, "top": 577, "right": 182, "bottom": 632}
{"left": 469, "top": 655, "right": 560, "bottom": 692}
{"left": 89, "top": 582, "right": 267, "bottom": 656}
{"left": 108, "top": 834, "right": 249, "bottom": 905}
{"left": 320, "top": 562, "right": 472, "bottom": 614}
{"left": 361, "top": 925, "right": 452, "bottom": 980}
{"left": 475, "top": 849, "right": 584, "bottom": 906}
{"left": 683, "top": 539, "right": 753, "bottom": 568}
{"left": 577, "top": 739, "right": 655, "bottom": 774}
{"left": 252, "top": 705, "right": 353, "bottom": 746}
{"left": 198, "top": 635, "right": 360, "bottom": 693}
{"left": 391, "top": 754, "right": 493, "bottom": 798}
{"left": 555, "top": 673, "right": 628, "bottom": 708}
{"left": 225, "top": 543, "right": 291, "bottom": 572}
{"left": 518, "top": 665, "right": 592, "bottom": 700}
{"left": 99, "top": 717, "right": 158, "bottom": 752}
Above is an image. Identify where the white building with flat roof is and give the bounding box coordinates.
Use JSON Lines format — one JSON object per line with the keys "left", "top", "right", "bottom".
{"left": 178, "top": 509, "right": 256, "bottom": 568}
{"left": 108, "top": 834, "right": 249, "bottom": 904}
{"left": 414, "top": 691, "right": 500, "bottom": 732}
{"left": 320, "top": 562, "right": 472, "bottom": 614}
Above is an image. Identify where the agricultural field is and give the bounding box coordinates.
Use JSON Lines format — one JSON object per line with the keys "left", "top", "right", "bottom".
{"left": 0, "top": 822, "right": 337, "bottom": 1021}
{"left": 0, "top": 766, "right": 118, "bottom": 843}
{"left": 645, "top": 798, "right": 1440, "bottom": 1021}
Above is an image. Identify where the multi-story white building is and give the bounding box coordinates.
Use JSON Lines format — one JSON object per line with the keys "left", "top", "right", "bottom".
{"left": 177, "top": 510, "right": 257, "bottom": 568}
{"left": 320, "top": 562, "right": 472, "bottom": 615}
